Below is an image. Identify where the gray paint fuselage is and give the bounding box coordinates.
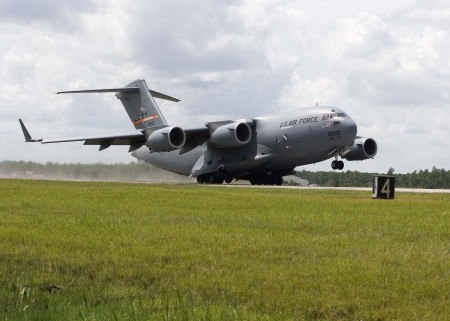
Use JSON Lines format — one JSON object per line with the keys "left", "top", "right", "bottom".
{"left": 132, "top": 107, "right": 357, "bottom": 177}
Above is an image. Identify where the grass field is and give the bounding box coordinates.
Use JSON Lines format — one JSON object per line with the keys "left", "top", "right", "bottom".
{"left": 0, "top": 179, "right": 449, "bottom": 320}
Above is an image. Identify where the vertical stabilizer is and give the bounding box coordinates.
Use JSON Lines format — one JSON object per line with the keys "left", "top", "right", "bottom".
{"left": 116, "top": 79, "right": 168, "bottom": 130}
{"left": 57, "top": 79, "right": 178, "bottom": 130}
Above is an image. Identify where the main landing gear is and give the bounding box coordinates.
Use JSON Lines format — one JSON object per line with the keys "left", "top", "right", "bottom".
{"left": 249, "top": 175, "right": 283, "bottom": 186}
{"left": 331, "top": 156, "right": 344, "bottom": 170}
{"left": 196, "top": 173, "right": 233, "bottom": 184}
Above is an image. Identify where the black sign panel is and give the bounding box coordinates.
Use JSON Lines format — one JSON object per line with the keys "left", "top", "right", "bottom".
{"left": 372, "top": 176, "right": 395, "bottom": 199}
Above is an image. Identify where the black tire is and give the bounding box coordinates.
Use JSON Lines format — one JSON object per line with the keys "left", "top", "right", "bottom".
{"left": 275, "top": 176, "right": 283, "bottom": 186}
{"left": 331, "top": 160, "right": 337, "bottom": 170}
{"left": 206, "top": 174, "right": 215, "bottom": 184}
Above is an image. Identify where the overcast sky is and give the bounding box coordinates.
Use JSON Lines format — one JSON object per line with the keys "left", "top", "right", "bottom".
{"left": 1, "top": 0, "right": 449, "bottom": 173}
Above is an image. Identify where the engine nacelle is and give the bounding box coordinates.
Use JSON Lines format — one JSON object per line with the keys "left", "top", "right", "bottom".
{"left": 343, "top": 137, "right": 377, "bottom": 161}
{"left": 146, "top": 126, "right": 186, "bottom": 152}
{"left": 210, "top": 122, "right": 252, "bottom": 148}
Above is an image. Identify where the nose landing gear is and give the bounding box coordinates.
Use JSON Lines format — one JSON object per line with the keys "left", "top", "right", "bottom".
{"left": 331, "top": 156, "right": 344, "bottom": 170}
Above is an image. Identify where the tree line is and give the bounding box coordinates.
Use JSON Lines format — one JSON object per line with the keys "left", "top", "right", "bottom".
{"left": 293, "top": 167, "right": 449, "bottom": 189}
{"left": 0, "top": 161, "right": 448, "bottom": 189}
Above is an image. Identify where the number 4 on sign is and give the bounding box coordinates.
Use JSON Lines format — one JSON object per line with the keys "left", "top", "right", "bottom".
{"left": 381, "top": 179, "right": 390, "bottom": 198}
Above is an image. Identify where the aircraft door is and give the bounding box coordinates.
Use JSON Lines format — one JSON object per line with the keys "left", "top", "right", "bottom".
{"left": 204, "top": 145, "right": 224, "bottom": 167}
{"left": 214, "top": 148, "right": 224, "bottom": 163}
{"left": 204, "top": 148, "right": 213, "bottom": 165}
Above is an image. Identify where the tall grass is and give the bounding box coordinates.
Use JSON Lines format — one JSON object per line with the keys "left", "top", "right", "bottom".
{"left": 0, "top": 179, "right": 449, "bottom": 320}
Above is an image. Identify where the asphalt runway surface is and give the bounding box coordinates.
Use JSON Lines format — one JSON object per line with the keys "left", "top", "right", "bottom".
{"left": 216, "top": 184, "right": 450, "bottom": 193}
{"left": 3, "top": 176, "right": 449, "bottom": 193}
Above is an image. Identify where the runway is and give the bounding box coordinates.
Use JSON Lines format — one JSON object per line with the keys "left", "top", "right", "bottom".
{"left": 3, "top": 176, "right": 449, "bottom": 193}
{"left": 216, "top": 184, "right": 450, "bottom": 193}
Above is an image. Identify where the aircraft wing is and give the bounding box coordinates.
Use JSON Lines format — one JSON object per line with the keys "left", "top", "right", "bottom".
{"left": 20, "top": 119, "right": 145, "bottom": 152}
{"left": 180, "top": 126, "right": 210, "bottom": 154}
{"left": 43, "top": 131, "right": 146, "bottom": 151}
{"left": 178, "top": 118, "right": 254, "bottom": 154}
{"left": 42, "top": 131, "right": 144, "bottom": 144}
{"left": 20, "top": 118, "right": 254, "bottom": 154}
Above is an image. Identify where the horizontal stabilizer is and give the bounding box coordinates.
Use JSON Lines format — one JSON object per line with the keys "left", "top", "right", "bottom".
{"left": 56, "top": 87, "right": 139, "bottom": 94}
{"left": 149, "top": 90, "right": 179, "bottom": 102}
{"left": 57, "top": 88, "right": 180, "bottom": 102}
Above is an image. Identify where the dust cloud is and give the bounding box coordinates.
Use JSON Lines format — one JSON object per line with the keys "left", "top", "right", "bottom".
{"left": 0, "top": 161, "right": 195, "bottom": 184}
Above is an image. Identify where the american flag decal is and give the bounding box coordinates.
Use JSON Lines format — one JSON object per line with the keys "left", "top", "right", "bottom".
{"left": 133, "top": 114, "right": 159, "bottom": 126}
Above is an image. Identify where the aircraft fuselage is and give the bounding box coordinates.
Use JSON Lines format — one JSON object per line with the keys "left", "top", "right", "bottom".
{"left": 133, "top": 107, "right": 358, "bottom": 181}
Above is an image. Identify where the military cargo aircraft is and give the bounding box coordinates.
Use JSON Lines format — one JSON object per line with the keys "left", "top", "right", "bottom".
{"left": 19, "top": 79, "right": 377, "bottom": 185}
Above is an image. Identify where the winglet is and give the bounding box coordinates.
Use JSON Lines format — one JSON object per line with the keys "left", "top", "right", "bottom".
{"left": 19, "top": 119, "right": 42, "bottom": 142}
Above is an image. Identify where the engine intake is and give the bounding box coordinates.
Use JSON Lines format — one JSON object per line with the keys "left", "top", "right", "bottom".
{"left": 146, "top": 126, "right": 186, "bottom": 152}
{"left": 343, "top": 137, "right": 377, "bottom": 161}
{"left": 210, "top": 122, "right": 252, "bottom": 148}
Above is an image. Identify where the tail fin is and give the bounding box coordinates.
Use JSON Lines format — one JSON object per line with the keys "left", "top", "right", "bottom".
{"left": 57, "top": 79, "right": 180, "bottom": 130}
{"left": 116, "top": 79, "right": 168, "bottom": 130}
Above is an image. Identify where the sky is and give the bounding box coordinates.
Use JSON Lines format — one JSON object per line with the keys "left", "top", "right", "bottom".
{"left": 1, "top": 0, "right": 449, "bottom": 174}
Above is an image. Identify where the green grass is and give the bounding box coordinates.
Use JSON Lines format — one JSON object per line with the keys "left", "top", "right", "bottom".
{"left": 0, "top": 179, "right": 449, "bottom": 320}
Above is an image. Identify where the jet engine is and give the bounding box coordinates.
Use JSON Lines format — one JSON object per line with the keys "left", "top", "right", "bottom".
{"left": 210, "top": 122, "right": 252, "bottom": 148}
{"left": 343, "top": 137, "right": 377, "bottom": 161}
{"left": 146, "top": 126, "right": 186, "bottom": 152}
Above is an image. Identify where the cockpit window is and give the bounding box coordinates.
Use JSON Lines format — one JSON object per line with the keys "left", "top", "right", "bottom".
{"left": 323, "top": 112, "right": 347, "bottom": 120}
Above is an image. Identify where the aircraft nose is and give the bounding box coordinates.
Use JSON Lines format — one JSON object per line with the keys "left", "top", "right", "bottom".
{"left": 350, "top": 119, "right": 357, "bottom": 137}
{"left": 344, "top": 118, "right": 357, "bottom": 141}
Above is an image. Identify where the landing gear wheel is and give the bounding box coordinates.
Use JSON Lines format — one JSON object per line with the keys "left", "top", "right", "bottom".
{"left": 206, "top": 174, "right": 215, "bottom": 184}
{"left": 331, "top": 160, "right": 338, "bottom": 170}
{"left": 275, "top": 176, "right": 283, "bottom": 186}
{"left": 224, "top": 177, "right": 233, "bottom": 184}
{"left": 331, "top": 159, "right": 344, "bottom": 170}
{"left": 198, "top": 173, "right": 227, "bottom": 184}
{"left": 249, "top": 175, "right": 283, "bottom": 186}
